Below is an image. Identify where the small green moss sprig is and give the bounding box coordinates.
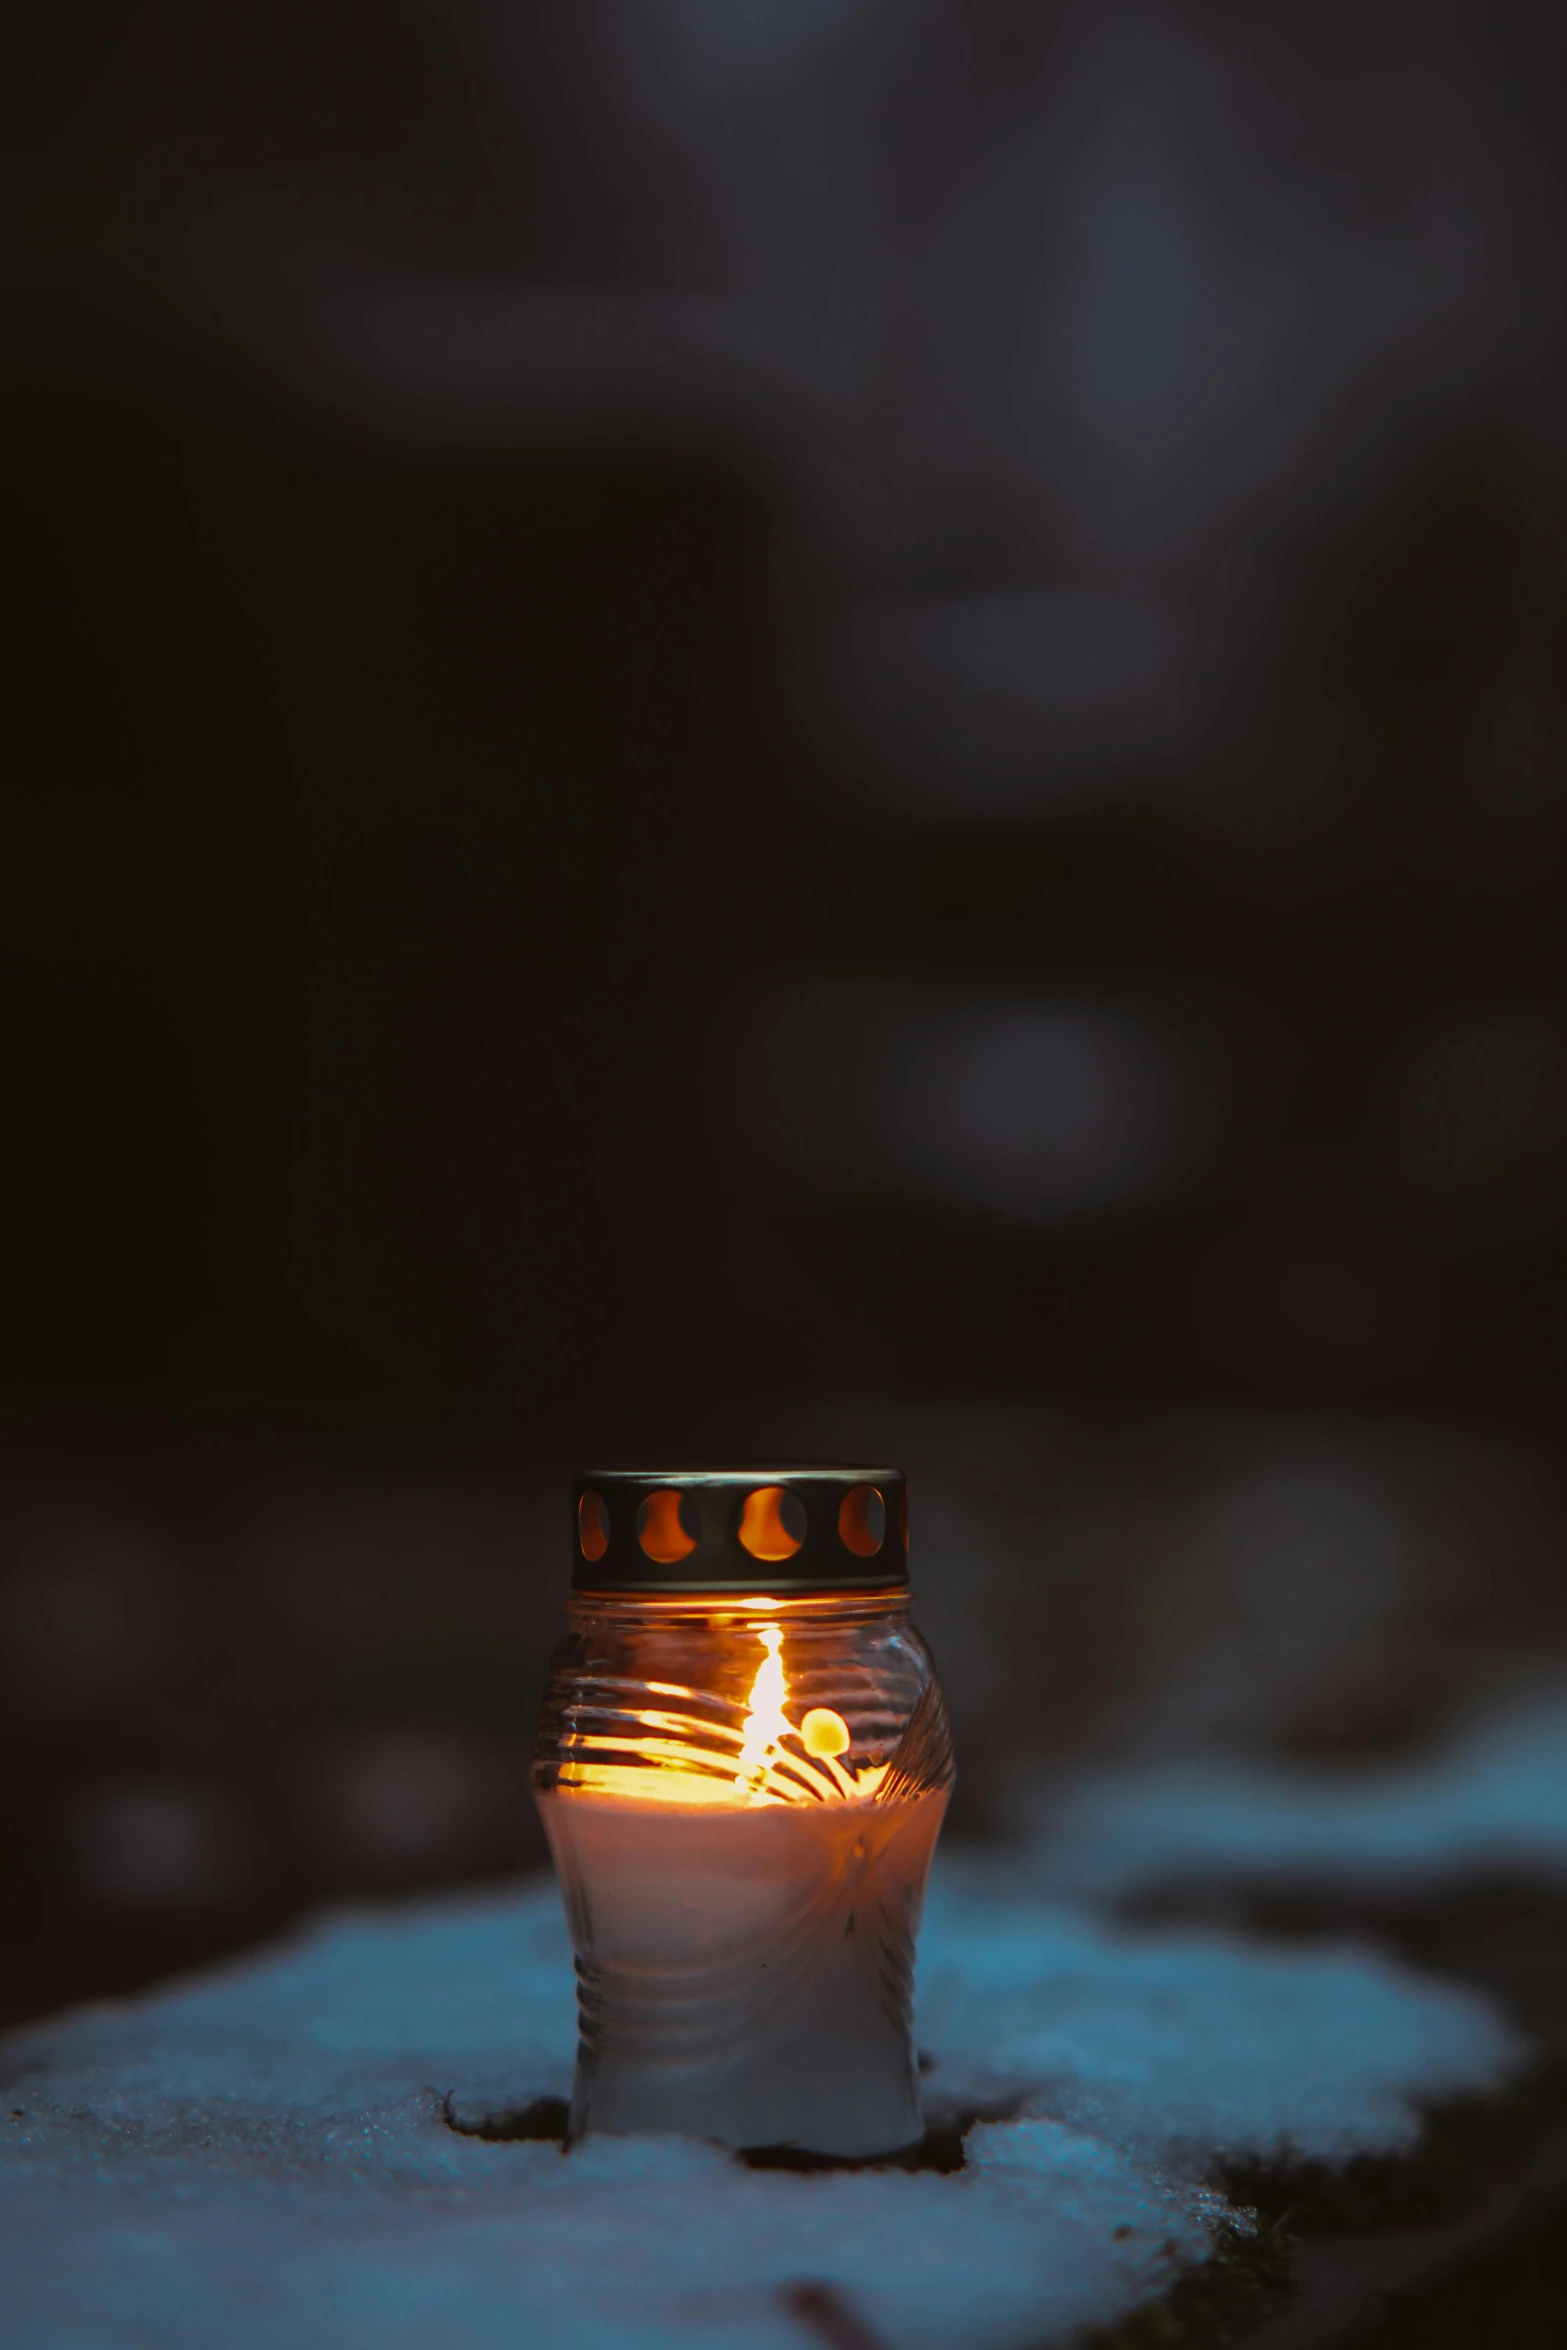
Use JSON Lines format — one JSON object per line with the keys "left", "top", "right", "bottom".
{"left": 1085, "top": 2215, "right": 1297, "bottom": 2350}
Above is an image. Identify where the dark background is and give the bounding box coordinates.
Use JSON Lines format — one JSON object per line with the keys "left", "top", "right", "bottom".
{"left": 5, "top": 0, "right": 1567, "bottom": 2028}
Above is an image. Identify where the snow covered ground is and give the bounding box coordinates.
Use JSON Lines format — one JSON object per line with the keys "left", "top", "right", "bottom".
{"left": 1006, "top": 1690, "right": 1567, "bottom": 1906}
{"left": 0, "top": 1857, "right": 1522, "bottom": 2350}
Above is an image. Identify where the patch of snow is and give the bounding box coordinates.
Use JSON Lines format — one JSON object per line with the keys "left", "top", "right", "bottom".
{"left": 0, "top": 1863, "right": 1523, "bottom": 2350}
{"left": 919, "top": 1882, "right": 1517, "bottom": 2170}
{"left": 1009, "top": 1691, "right": 1567, "bottom": 1906}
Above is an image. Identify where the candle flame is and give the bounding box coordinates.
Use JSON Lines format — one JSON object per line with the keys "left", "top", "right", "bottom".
{"left": 736, "top": 1623, "right": 788, "bottom": 1792}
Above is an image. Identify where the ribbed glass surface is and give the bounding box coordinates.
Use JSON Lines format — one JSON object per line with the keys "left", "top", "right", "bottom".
{"left": 532, "top": 1590, "right": 954, "bottom": 2156}
{"left": 533, "top": 1590, "right": 950, "bottom": 1806}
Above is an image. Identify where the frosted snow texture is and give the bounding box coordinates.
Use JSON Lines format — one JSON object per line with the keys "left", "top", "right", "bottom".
{"left": 1011, "top": 1692, "right": 1567, "bottom": 1904}
{"left": 0, "top": 1866, "right": 1521, "bottom": 2350}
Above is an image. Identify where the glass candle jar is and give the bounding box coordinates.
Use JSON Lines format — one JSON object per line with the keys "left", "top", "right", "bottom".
{"left": 533, "top": 1468, "right": 953, "bottom": 2158}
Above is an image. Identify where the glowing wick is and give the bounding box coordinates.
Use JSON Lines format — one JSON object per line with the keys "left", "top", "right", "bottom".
{"left": 801, "top": 1707, "right": 850, "bottom": 1759}
{"left": 736, "top": 1623, "right": 788, "bottom": 1792}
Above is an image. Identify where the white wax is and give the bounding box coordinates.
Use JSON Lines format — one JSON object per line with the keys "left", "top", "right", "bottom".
{"left": 538, "top": 1783, "right": 948, "bottom": 2156}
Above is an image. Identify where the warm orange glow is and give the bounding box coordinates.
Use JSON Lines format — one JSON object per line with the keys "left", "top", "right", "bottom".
{"left": 638, "top": 1489, "right": 698, "bottom": 1565}
{"left": 737, "top": 1485, "right": 805, "bottom": 1563}
{"left": 556, "top": 1616, "right": 891, "bottom": 1807}
{"left": 558, "top": 1761, "right": 760, "bottom": 1805}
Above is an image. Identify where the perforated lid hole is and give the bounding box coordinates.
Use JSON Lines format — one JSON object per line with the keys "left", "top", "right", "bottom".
{"left": 578, "top": 1490, "right": 611, "bottom": 1564}
{"left": 838, "top": 1483, "right": 886, "bottom": 1558}
{"left": 737, "top": 1485, "right": 806, "bottom": 1563}
{"left": 637, "top": 1489, "right": 700, "bottom": 1564}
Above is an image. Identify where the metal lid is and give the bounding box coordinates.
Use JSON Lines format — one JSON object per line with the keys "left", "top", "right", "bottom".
{"left": 571, "top": 1466, "right": 909, "bottom": 1593}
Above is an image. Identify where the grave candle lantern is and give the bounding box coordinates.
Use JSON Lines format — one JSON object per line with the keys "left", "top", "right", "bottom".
{"left": 533, "top": 1467, "right": 953, "bottom": 2158}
